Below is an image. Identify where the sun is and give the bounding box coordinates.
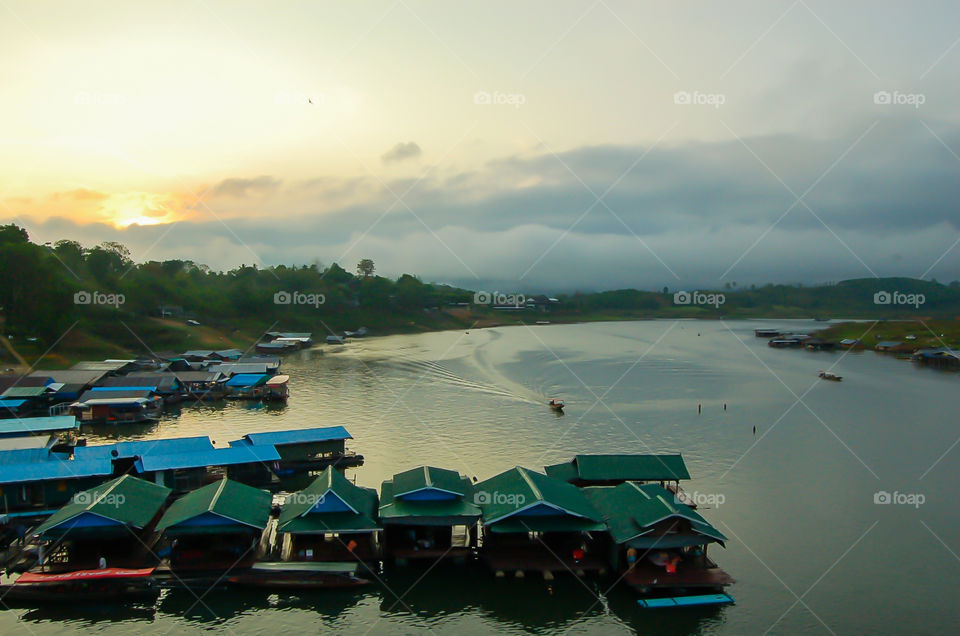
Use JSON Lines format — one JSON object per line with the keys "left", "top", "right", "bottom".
{"left": 99, "top": 192, "right": 187, "bottom": 228}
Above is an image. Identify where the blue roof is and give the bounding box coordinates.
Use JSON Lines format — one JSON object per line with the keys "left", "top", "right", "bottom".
{"left": 236, "top": 426, "right": 352, "bottom": 447}
{"left": 73, "top": 436, "right": 215, "bottom": 461}
{"left": 0, "top": 457, "right": 113, "bottom": 485}
{"left": 135, "top": 444, "right": 281, "bottom": 472}
{"left": 225, "top": 373, "right": 269, "bottom": 387}
{"left": 0, "top": 416, "right": 78, "bottom": 437}
{"left": 0, "top": 448, "right": 68, "bottom": 465}
{"left": 0, "top": 399, "right": 28, "bottom": 408}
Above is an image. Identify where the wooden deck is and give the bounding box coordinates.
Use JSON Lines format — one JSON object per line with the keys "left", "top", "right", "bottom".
{"left": 622, "top": 559, "right": 734, "bottom": 590}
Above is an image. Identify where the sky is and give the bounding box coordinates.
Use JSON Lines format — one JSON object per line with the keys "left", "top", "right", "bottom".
{"left": 2, "top": 0, "right": 959, "bottom": 292}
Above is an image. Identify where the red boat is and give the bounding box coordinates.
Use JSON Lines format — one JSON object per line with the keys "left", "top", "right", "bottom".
{"left": 0, "top": 567, "right": 159, "bottom": 602}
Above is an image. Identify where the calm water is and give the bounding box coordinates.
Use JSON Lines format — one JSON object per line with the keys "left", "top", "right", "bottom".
{"left": 4, "top": 320, "right": 959, "bottom": 634}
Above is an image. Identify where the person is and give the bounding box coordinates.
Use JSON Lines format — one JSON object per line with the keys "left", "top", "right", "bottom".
{"left": 626, "top": 547, "right": 638, "bottom": 568}
{"left": 98, "top": 556, "right": 107, "bottom": 569}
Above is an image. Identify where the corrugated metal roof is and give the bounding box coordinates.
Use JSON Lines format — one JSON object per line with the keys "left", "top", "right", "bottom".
{"left": 379, "top": 474, "right": 481, "bottom": 523}
{"left": 208, "top": 363, "right": 270, "bottom": 376}
{"left": 0, "top": 398, "right": 28, "bottom": 408}
{"left": 225, "top": 373, "right": 269, "bottom": 387}
{"left": 0, "top": 456, "right": 113, "bottom": 484}
{"left": 476, "top": 466, "right": 604, "bottom": 529}
{"left": 0, "top": 448, "right": 68, "bottom": 465}
{"left": 157, "top": 478, "right": 271, "bottom": 532}
{"left": 392, "top": 465, "right": 468, "bottom": 498}
{"left": 1, "top": 386, "right": 52, "bottom": 397}
{"left": 278, "top": 466, "right": 379, "bottom": 533}
{"left": 134, "top": 444, "right": 280, "bottom": 471}
{"left": 74, "top": 436, "right": 215, "bottom": 461}
{"left": 76, "top": 388, "right": 157, "bottom": 403}
{"left": 0, "top": 415, "right": 78, "bottom": 436}
{"left": 29, "top": 369, "right": 108, "bottom": 385}
{"left": 238, "top": 426, "right": 352, "bottom": 447}
{"left": 545, "top": 454, "right": 691, "bottom": 483}
{"left": 584, "top": 482, "right": 726, "bottom": 546}
{"left": 34, "top": 475, "right": 171, "bottom": 538}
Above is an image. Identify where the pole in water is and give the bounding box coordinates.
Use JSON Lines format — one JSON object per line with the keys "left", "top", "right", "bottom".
{"left": 723, "top": 403, "right": 727, "bottom": 411}
{"left": 698, "top": 403, "right": 702, "bottom": 414}
{"left": 753, "top": 425, "right": 756, "bottom": 435}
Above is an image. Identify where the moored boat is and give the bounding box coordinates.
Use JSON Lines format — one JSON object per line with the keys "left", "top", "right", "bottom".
{"left": 226, "top": 561, "right": 371, "bottom": 589}
{"left": 0, "top": 567, "right": 159, "bottom": 602}
{"left": 818, "top": 370, "right": 842, "bottom": 382}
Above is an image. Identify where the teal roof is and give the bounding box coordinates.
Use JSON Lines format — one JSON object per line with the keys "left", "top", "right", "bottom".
{"left": 157, "top": 478, "right": 271, "bottom": 535}
{"left": 584, "top": 482, "right": 726, "bottom": 547}
{"left": 392, "top": 465, "right": 468, "bottom": 498}
{"left": 544, "top": 454, "right": 690, "bottom": 483}
{"left": 379, "top": 467, "right": 480, "bottom": 525}
{"left": 278, "top": 467, "right": 379, "bottom": 534}
{"left": 0, "top": 415, "right": 78, "bottom": 437}
{"left": 475, "top": 467, "right": 604, "bottom": 531}
{"left": 34, "top": 475, "right": 172, "bottom": 539}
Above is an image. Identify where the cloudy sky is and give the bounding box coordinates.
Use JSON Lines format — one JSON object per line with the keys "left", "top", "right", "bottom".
{"left": 2, "top": 1, "right": 959, "bottom": 292}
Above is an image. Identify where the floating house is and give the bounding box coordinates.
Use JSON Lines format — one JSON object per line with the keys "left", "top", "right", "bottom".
{"left": 256, "top": 341, "right": 297, "bottom": 354}
{"left": 583, "top": 482, "right": 733, "bottom": 595}
{"left": 171, "top": 371, "right": 225, "bottom": 400}
{"left": 71, "top": 360, "right": 140, "bottom": 376}
{"left": 754, "top": 328, "right": 781, "bottom": 338}
{"left": 475, "top": 467, "right": 607, "bottom": 577}
{"left": 32, "top": 475, "right": 172, "bottom": 571}
{"left": 0, "top": 415, "right": 80, "bottom": 452}
{"left": 224, "top": 373, "right": 271, "bottom": 399}
{"left": 0, "top": 448, "right": 113, "bottom": 514}
{"left": 911, "top": 348, "right": 960, "bottom": 368}
{"left": 208, "top": 362, "right": 274, "bottom": 377}
{"left": 114, "top": 373, "right": 184, "bottom": 402}
{"left": 378, "top": 466, "right": 481, "bottom": 564}
{"left": 156, "top": 478, "right": 272, "bottom": 573}
{"left": 230, "top": 426, "right": 361, "bottom": 472}
{"left": 70, "top": 388, "right": 163, "bottom": 424}
{"left": 277, "top": 467, "right": 380, "bottom": 564}
{"left": 875, "top": 341, "right": 905, "bottom": 352}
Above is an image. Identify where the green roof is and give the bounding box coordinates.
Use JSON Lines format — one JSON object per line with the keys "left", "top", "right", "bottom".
{"left": 1, "top": 386, "right": 50, "bottom": 397}
{"left": 157, "top": 478, "right": 271, "bottom": 535}
{"left": 278, "top": 467, "right": 379, "bottom": 534}
{"left": 34, "top": 475, "right": 172, "bottom": 539}
{"left": 475, "top": 467, "right": 604, "bottom": 531}
{"left": 379, "top": 470, "right": 481, "bottom": 525}
{"left": 544, "top": 454, "right": 691, "bottom": 483}
{"left": 392, "top": 466, "right": 468, "bottom": 498}
{"left": 583, "top": 482, "right": 726, "bottom": 547}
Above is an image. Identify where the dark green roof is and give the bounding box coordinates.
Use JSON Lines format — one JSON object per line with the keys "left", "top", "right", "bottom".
{"left": 157, "top": 478, "right": 271, "bottom": 535}
{"left": 544, "top": 454, "right": 691, "bottom": 483}
{"left": 379, "top": 471, "right": 481, "bottom": 525}
{"left": 34, "top": 475, "right": 172, "bottom": 539}
{"left": 475, "top": 467, "right": 604, "bottom": 530}
{"left": 584, "top": 482, "right": 726, "bottom": 547}
{"left": 392, "top": 466, "right": 468, "bottom": 498}
{"left": 278, "top": 467, "right": 379, "bottom": 533}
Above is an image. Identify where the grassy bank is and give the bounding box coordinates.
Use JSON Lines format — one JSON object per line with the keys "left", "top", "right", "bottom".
{"left": 812, "top": 319, "right": 960, "bottom": 350}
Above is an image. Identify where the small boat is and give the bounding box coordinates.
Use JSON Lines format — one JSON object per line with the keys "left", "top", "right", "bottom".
{"left": 548, "top": 398, "right": 564, "bottom": 411}
{"left": 226, "top": 562, "right": 371, "bottom": 589}
{"left": 326, "top": 335, "right": 345, "bottom": 345}
{"left": 0, "top": 567, "right": 159, "bottom": 602}
{"left": 818, "top": 371, "right": 842, "bottom": 382}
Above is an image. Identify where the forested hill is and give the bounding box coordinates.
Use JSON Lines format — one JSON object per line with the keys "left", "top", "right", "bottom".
{"left": 1, "top": 223, "right": 958, "bottom": 360}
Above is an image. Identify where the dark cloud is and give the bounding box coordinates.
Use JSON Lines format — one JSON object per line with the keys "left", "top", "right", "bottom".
{"left": 211, "top": 176, "right": 281, "bottom": 198}
{"left": 381, "top": 142, "right": 422, "bottom": 164}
